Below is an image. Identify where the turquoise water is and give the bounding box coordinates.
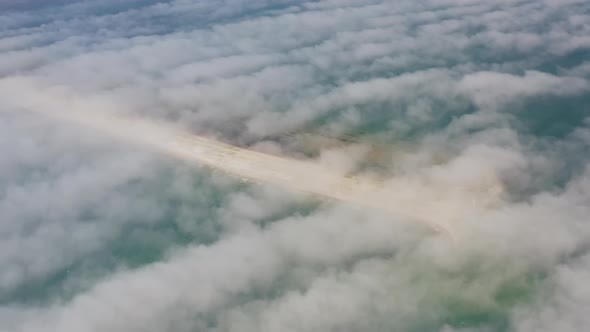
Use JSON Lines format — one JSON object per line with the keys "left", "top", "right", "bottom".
{"left": 1, "top": 1, "right": 589, "bottom": 331}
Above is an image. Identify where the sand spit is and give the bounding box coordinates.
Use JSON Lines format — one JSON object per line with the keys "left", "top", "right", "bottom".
{"left": 2, "top": 78, "right": 504, "bottom": 235}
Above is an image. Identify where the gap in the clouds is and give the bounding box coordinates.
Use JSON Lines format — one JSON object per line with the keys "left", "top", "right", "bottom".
{"left": 504, "top": 94, "right": 590, "bottom": 194}
{"left": 254, "top": 200, "right": 321, "bottom": 229}
{"left": 0, "top": 0, "right": 315, "bottom": 45}
{"left": 536, "top": 49, "right": 590, "bottom": 76}
{"left": 0, "top": 154, "right": 328, "bottom": 306}
{"left": 511, "top": 94, "right": 590, "bottom": 139}
{"left": 197, "top": 252, "right": 404, "bottom": 331}
{"left": 395, "top": 257, "right": 547, "bottom": 332}
{"left": 437, "top": 270, "right": 543, "bottom": 332}
{"left": 129, "top": 0, "right": 314, "bottom": 38}
{"left": 0, "top": 0, "right": 79, "bottom": 12}
{"left": 305, "top": 96, "right": 474, "bottom": 147}
{"left": 0, "top": 0, "right": 163, "bottom": 33}
{"left": 0, "top": 0, "right": 163, "bottom": 19}
{"left": 0, "top": 160, "right": 235, "bottom": 305}
{"left": 191, "top": 248, "right": 548, "bottom": 332}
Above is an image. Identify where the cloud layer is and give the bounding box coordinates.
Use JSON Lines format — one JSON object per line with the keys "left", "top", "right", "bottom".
{"left": 0, "top": 0, "right": 589, "bottom": 331}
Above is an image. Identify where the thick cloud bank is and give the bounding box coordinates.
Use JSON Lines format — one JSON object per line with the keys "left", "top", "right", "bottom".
{"left": 0, "top": 0, "right": 589, "bottom": 331}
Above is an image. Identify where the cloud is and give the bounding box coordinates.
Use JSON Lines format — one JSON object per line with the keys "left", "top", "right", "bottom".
{"left": 0, "top": 0, "right": 589, "bottom": 331}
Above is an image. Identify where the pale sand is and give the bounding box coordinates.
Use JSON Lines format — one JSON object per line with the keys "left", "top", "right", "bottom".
{"left": 39, "top": 109, "right": 504, "bottom": 236}
{"left": 2, "top": 78, "right": 504, "bottom": 236}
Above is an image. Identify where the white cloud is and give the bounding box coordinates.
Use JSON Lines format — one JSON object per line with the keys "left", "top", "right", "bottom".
{"left": 459, "top": 70, "right": 590, "bottom": 110}
{"left": 0, "top": 0, "right": 589, "bottom": 331}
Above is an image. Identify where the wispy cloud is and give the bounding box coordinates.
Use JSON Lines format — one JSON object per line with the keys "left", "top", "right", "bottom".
{"left": 0, "top": 0, "right": 589, "bottom": 331}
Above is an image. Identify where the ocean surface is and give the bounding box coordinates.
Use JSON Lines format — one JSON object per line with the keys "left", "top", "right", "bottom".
{"left": 0, "top": 1, "right": 589, "bottom": 331}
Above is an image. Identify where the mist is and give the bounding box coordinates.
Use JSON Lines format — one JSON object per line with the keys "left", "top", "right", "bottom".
{"left": 1, "top": 1, "right": 589, "bottom": 332}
